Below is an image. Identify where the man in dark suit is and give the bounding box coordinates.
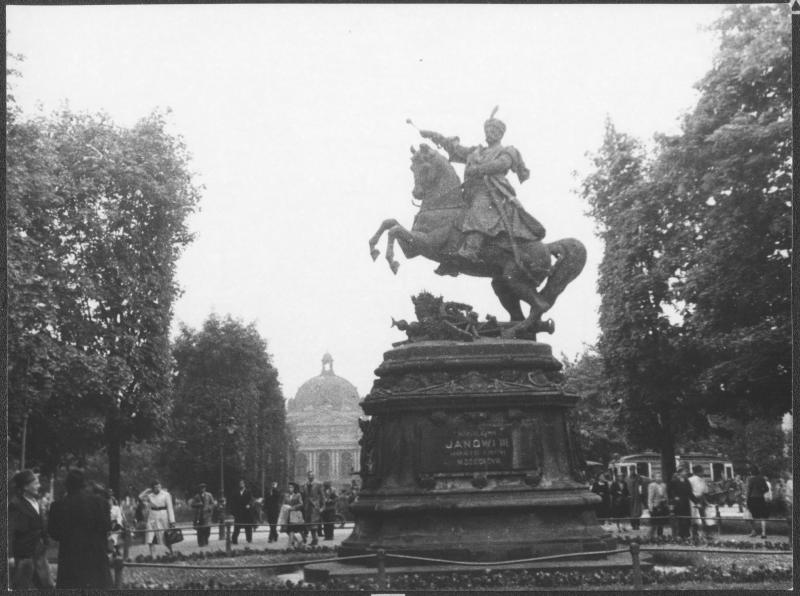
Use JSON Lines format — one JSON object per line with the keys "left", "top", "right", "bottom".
{"left": 47, "top": 468, "right": 112, "bottom": 589}
{"left": 231, "top": 479, "right": 254, "bottom": 544}
{"left": 302, "top": 470, "right": 324, "bottom": 546}
{"left": 9, "top": 469, "right": 54, "bottom": 589}
{"left": 669, "top": 465, "right": 692, "bottom": 539}
{"left": 264, "top": 481, "right": 283, "bottom": 542}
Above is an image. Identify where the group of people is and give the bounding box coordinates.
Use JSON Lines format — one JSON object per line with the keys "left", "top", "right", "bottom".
{"left": 591, "top": 464, "right": 778, "bottom": 540}
{"left": 9, "top": 467, "right": 349, "bottom": 589}
{"left": 591, "top": 470, "right": 647, "bottom": 533}
{"left": 278, "top": 471, "right": 340, "bottom": 548}
{"left": 184, "top": 472, "right": 341, "bottom": 549}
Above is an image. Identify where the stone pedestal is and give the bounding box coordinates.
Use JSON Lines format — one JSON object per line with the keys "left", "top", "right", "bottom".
{"left": 339, "top": 339, "right": 611, "bottom": 562}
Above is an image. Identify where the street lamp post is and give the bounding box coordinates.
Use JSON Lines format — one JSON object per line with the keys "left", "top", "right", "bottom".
{"left": 218, "top": 416, "right": 236, "bottom": 538}
{"left": 20, "top": 411, "right": 29, "bottom": 470}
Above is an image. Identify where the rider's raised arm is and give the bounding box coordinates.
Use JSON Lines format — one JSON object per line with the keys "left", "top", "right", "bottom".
{"left": 419, "top": 130, "right": 474, "bottom": 163}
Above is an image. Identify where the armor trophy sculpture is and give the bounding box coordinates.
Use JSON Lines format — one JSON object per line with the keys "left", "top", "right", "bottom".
{"left": 308, "top": 110, "right": 616, "bottom": 581}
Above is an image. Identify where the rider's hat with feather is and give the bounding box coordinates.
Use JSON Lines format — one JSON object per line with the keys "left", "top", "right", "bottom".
{"left": 484, "top": 106, "right": 506, "bottom": 135}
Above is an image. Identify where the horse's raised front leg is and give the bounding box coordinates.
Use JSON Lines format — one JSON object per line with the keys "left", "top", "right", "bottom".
{"left": 386, "top": 224, "right": 427, "bottom": 275}
{"left": 369, "top": 219, "right": 400, "bottom": 261}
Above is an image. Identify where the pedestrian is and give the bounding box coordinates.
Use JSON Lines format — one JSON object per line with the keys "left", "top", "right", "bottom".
{"left": 286, "top": 482, "right": 305, "bottom": 548}
{"left": 107, "top": 488, "right": 125, "bottom": 553}
{"left": 688, "top": 465, "right": 710, "bottom": 540}
{"left": 231, "top": 478, "right": 254, "bottom": 544}
{"left": 626, "top": 469, "right": 645, "bottom": 530}
{"left": 647, "top": 472, "right": 669, "bottom": 539}
{"left": 47, "top": 468, "right": 112, "bottom": 589}
{"left": 609, "top": 474, "right": 629, "bottom": 532}
{"left": 746, "top": 465, "right": 770, "bottom": 539}
{"left": 138, "top": 480, "right": 176, "bottom": 557}
{"left": 302, "top": 470, "right": 324, "bottom": 546}
{"left": 264, "top": 480, "right": 283, "bottom": 543}
{"left": 590, "top": 472, "right": 611, "bottom": 524}
{"left": 321, "top": 481, "right": 338, "bottom": 540}
{"left": 9, "top": 469, "right": 54, "bottom": 589}
{"left": 669, "top": 467, "right": 692, "bottom": 539}
{"left": 190, "top": 483, "right": 217, "bottom": 547}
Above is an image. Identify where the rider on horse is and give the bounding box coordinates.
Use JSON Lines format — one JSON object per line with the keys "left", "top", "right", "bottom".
{"left": 420, "top": 108, "right": 545, "bottom": 273}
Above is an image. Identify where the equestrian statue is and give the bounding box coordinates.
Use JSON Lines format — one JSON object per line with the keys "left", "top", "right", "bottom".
{"left": 368, "top": 108, "right": 586, "bottom": 338}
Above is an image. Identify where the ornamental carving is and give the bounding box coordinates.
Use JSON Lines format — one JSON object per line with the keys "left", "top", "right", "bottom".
{"left": 370, "top": 368, "right": 560, "bottom": 397}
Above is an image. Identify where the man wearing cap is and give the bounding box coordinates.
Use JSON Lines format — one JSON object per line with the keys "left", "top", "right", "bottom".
{"left": 9, "top": 469, "right": 54, "bottom": 588}
{"left": 420, "top": 109, "right": 545, "bottom": 268}
{"left": 190, "top": 483, "right": 217, "bottom": 546}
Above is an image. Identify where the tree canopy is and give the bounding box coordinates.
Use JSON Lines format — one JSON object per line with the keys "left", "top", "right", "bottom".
{"left": 166, "top": 314, "right": 287, "bottom": 499}
{"left": 578, "top": 4, "right": 790, "bottom": 478}
{"left": 7, "top": 57, "right": 201, "bottom": 490}
{"left": 561, "top": 348, "right": 630, "bottom": 467}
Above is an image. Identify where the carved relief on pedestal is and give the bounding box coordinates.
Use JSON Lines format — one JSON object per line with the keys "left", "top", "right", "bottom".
{"left": 371, "top": 367, "right": 561, "bottom": 398}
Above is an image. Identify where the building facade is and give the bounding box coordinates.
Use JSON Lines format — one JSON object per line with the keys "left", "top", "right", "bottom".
{"left": 287, "top": 353, "right": 361, "bottom": 487}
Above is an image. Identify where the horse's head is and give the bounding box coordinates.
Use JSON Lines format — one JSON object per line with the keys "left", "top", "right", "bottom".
{"left": 410, "top": 144, "right": 460, "bottom": 202}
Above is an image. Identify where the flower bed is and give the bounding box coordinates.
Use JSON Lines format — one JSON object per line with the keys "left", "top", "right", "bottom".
{"left": 615, "top": 534, "right": 791, "bottom": 551}
{"left": 122, "top": 565, "right": 792, "bottom": 591}
{"left": 129, "top": 543, "right": 335, "bottom": 564}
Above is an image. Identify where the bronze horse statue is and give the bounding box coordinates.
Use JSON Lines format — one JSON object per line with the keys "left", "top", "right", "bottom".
{"left": 369, "top": 143, "right": 586, "bottom": 337}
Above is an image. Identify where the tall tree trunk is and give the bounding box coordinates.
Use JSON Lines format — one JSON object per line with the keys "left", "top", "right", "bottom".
{"left": 108, "top": 415, "right": 121, "bottom": 495}
{"left": 659, "top": 417, "right": 676, "bottom": 483}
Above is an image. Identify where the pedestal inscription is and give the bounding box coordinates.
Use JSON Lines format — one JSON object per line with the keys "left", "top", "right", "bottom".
{"left": 422, "top": 426, "right": 513, "bottom": 473}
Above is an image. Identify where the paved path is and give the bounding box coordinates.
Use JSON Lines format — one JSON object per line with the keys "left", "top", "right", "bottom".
{"left": 124, "top": 522, "right": 352, "bottom": 559}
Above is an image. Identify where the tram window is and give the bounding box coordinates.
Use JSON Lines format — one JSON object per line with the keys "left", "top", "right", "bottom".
{"left": 712, "top": 463, "right": 724, "bottom": 481}
{"left": 636, "top": 463, "right": 650, "bottom": 477}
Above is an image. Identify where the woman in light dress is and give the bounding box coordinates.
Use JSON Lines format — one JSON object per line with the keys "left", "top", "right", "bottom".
{"left": 138, "top": 480, "right": 175, "bottom": 557}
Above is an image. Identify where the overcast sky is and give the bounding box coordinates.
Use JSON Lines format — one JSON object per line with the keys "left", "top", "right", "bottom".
{"left": 8, "top": 4, "right": 725, "bottom": 400}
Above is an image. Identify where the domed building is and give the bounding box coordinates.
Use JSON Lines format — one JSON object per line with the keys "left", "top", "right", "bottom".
{"left": 287, "top": 353, "right": 361, "bottom": 485}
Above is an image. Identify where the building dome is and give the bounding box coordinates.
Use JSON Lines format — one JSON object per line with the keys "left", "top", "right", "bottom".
{"left": 288, "top": 353, "right": 360, "bottom": 412}
{"left": 287, "top": 353, "right": 362, "bottom": 485}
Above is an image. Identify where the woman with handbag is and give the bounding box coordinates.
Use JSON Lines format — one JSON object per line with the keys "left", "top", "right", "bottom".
{"left": 139, "top": 481, "right": 176, "bottom": 557}
{"left": 286, "top": 483, "right": 305, "bottom": 548}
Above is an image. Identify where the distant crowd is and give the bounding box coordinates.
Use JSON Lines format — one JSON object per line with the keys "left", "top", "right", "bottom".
{"left": 9, "top": 467, "right": 359, "bottom": 590}
{"left": 589, "top": 464, "right": 792, "bottom": 541}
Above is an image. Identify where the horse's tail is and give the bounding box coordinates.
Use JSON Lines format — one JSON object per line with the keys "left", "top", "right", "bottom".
{"left": 539, "top": 238, "right": 587, "bottom": 306}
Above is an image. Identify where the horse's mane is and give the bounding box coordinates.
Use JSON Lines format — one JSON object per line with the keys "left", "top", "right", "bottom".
{"left": 412, "top": 144, "right": 459, "bottom": 178}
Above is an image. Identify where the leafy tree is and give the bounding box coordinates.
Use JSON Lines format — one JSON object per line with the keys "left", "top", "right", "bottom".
{"left": 664, "top": 4, "right": 791, "bottom": 421}
{"left": 166, "top": 315, "right": 287, "bottom": 499}
{"left": 7, "top": 60, "right": 200, "bottom": 489}
{"left": 561, "top": 348, "right": 630, "bottom": 466}
{"left": 578, "top": 5, "right": 790, "bottom": 480}
{"left": 580, "top": 121, "right": 704, "bottom": 481}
